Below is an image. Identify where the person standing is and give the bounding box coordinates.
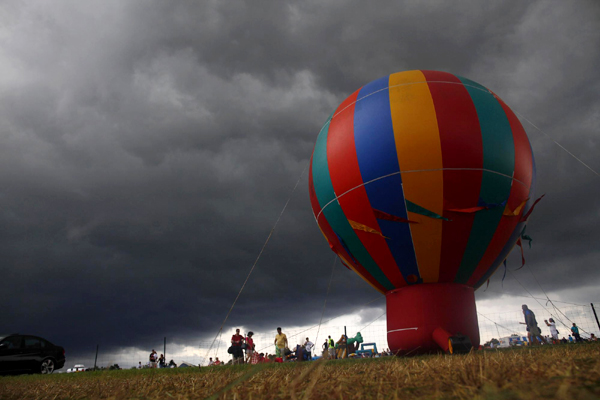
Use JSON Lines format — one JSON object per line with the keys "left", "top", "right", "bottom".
{"left": 304, "top": 337, "right": 314, "bottom": 361}
{"left": 520, "top": 305, "right": 541, "bottom": 345}
{"left": 231, "top": 328, "right": 245, "bottom": 364}
{"left": 571, "top": 323, "right": 582, "bottom": 342}
{"left": 274, "top": 327, "right": 288, "bottom": 361}
{"left": 245, "top": 331, "right": 255, "bottom": 363}
{"left": 544, "top": 318, "right": 559, "bottom": 342}
{"left": 149, "top": 349, "right": 158, "bottom": 368}
{"left": 328, "top": 336, "right": 336, "bottom": 359}
{"left": 158, "top": 354, "right": 165, "bottom": 368}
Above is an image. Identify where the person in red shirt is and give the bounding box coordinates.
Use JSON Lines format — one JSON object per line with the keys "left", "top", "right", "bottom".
{"left": 244, "top": 331, "right": 255, "bottom": 363}
{"left": 231, "top": 328, "right": 245, "bottom": 364}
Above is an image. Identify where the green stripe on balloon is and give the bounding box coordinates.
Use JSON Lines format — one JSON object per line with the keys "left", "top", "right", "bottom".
{"left": 453, "top": 78, "right": 515, "bottom": 284}
{"left": 311, "top": 118, "right": 336, "bottom": 207}
{"left": 311, "top": 115, "right": 394, "bottom": 291}
{"left": 405, "top": 200, "right": 450, "bottom": 221}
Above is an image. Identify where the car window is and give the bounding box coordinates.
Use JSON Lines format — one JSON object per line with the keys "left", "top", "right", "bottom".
{"left": 24, "top": 337, "right": 42, "bottom": 349}
{"left": 0, "top": 336, "right": 22, "bottom": 349}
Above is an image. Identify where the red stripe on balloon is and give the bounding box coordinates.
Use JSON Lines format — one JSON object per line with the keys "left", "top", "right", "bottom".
{"left": 308, "top": 153, "right": 387, "bottom": 293}
{"left": 466, "top": 97, "right": 533, "bottom": 286}
{"left": 327, "top": 91, "right": 407, "bottom": 288}
{"left": 422, "top": 70, "right": 483, "bottom": 283}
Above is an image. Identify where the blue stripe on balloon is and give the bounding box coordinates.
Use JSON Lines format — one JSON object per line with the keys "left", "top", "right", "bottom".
{"left": 353, "top": 76, "right": 421, "bottom": 283}
{"left": 312, "top": 113, "right": 395, "bottom": 290}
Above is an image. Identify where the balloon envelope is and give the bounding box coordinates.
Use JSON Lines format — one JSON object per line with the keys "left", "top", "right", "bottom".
{"left": 309, "top": 70, "right": 535, "bottom": 294}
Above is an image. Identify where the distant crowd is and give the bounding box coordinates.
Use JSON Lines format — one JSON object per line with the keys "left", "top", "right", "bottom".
{"left": 142, "top": 304, "right": 598, "bottom": 368}
{"left": 485, "top": 304, "right": 598, "bottom": 348}
{"left": 203, "top": 327, "right": 391, "bottom": 366}
{"left": 142, "top": 349, "right": 177, "bottom": 368}
{"left": 520, "top": 304, "right": 597, "bottom": 344}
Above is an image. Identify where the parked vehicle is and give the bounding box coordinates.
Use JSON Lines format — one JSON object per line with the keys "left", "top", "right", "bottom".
{"left": 498, "top": 335, "right": 528, "bottom": 348}
{"left": 66, "top": 364, "right": 87, "bottom": 373}
{"left": 0, "top": 334, "right": 65, "bottom": 375}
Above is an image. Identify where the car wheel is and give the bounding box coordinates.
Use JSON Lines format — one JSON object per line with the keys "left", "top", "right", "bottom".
{"left": 40, "top": 358, "right": 55, "bottom": 374}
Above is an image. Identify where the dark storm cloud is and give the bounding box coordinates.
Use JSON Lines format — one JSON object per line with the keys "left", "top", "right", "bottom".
{"left": 1, "top": 0, "right": 598, "bottom": 358}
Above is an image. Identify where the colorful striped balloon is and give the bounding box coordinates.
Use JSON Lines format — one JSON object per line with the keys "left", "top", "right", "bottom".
{"left": 309, "top": 70, "right": 536, "bottom": 294}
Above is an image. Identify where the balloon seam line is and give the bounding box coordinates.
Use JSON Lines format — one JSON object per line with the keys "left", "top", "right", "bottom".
{"left": 315, "top": 168, "right": 527, "bottom": 222}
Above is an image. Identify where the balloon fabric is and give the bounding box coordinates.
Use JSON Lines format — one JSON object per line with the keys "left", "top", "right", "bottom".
{"left": 308, "top": 70, "right": 536, "bottom": 294}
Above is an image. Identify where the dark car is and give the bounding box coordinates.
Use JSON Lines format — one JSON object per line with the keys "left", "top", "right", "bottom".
{"left": 0, "top": 334, "right": 65, "bottom": 374}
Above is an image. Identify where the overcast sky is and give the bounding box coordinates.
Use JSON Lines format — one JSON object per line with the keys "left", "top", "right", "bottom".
{"left": 1, "top": 0, "right": 599, "bottom": 361}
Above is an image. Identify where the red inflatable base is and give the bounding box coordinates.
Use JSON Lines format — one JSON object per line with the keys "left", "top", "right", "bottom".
{"left": 386, "top": 283, "right": 480, "bottom": 355}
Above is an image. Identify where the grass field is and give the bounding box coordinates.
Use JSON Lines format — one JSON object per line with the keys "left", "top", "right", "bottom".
{"left": 1, "top": 343, "right": 599, "bottom": 399}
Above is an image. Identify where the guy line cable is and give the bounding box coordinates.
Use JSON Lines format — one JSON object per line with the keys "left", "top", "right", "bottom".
{"left": 506, "top": 269, "right": 593, "bottom": 337}
{"left": 203, "top": 161, "right": 309, "bottom": 361}
{"left": 524, "top": 265, "right": 592, "bottom": 337}
{"left": 506, "top": 269, "right": 567, "bottom": 328}
{"left": 255, "top": 294, "right": 385, "bottom": 354}
{"left": 511, "top": 263, "right": 593, "bottom": 337}
{"left": 483, "top": 290, "right": 587, "bottom": 307}
{"left": 477, "top": 312, "right": 515, "bottom": 335}
{"left": 515, "top": 111, "right": 599, "bottom": 179}
{"left": 314, "top": 255, "right": 337, "bottom": 350}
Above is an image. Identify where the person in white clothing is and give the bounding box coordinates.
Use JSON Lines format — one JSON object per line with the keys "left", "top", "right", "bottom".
{"left": 304, "top": 338, "right": 314, "bottom": 361}
{"left": 544, "top": 318, "right": 559, "bottom": 341}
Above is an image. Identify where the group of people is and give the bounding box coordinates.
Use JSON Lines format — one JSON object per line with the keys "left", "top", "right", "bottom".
{"left": 320, "top": 335, "right": 348, "bottom": 359}
{"left": 142, "top": 350, "right": 176, "bottom": 368}
{"left": 521, "top": 304, "right": 591, "bottom": 345}
{"left": 217, "top": 327, "right": 319, "bottom": 365}
{"left": 228, "top": 328, "right": 256, "bottom": 364}
{"left": 210, "top": 306, "right": 595, "bottom": 365}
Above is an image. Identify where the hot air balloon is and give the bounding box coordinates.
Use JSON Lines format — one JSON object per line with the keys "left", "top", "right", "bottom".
{"left": 308, "top": 70, "right": 535, "bottom": 355}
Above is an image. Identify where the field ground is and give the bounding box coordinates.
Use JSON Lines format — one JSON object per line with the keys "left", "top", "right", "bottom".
{"left": 1, "top": 343, "right": 599, "bottom": 399}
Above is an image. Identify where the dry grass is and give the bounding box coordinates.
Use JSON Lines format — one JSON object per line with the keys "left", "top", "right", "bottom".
{"left": 1, "top": 343, "right": 599, "bottom": 399}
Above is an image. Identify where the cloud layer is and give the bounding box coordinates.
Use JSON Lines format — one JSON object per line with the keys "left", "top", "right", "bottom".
{"left": 1, "top": 0, "right": 598, "bottom": 358}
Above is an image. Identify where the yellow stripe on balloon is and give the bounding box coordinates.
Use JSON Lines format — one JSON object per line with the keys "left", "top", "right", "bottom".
{"left": 389, "top": 70, "right": 444, "bottom": 283}
{"left": 348, "top": 220, "right": 390, "bottom": 239}
{"left": 503, "top": 198, "right": 528, "bottom": 217}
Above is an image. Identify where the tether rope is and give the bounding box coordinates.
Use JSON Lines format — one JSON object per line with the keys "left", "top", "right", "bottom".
{"left": 515, "top": 111, "right": 599, "bottom": 178}
{"left": 482, "top": 290, "right": 587, "bottom": 307}
{"left": 213, "top": 330, "right": 224, "bottom": 359}
{"left": 254, "top": 294, "right": 385, "bottom": 354}
{"left": 477, "top": 312, "right": 516, "bottom": 335}
{"left": 314, "top": 255, "right": 337, "bottom": 351}
{"left": 524, "top": 264, "right": 583, "bottom": 328}
{"left": 358, "top": 310, "right": 386, "bottom": 332}
{"left": 506, "top": 269, "right": 578, "bottom": 335}
{"left": 203, "top": 161, "right": 309, "bottom": 362}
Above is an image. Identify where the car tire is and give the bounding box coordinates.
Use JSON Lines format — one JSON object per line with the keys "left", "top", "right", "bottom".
{"left": 40, "top": 358, "right": 55, "bottom": 374}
